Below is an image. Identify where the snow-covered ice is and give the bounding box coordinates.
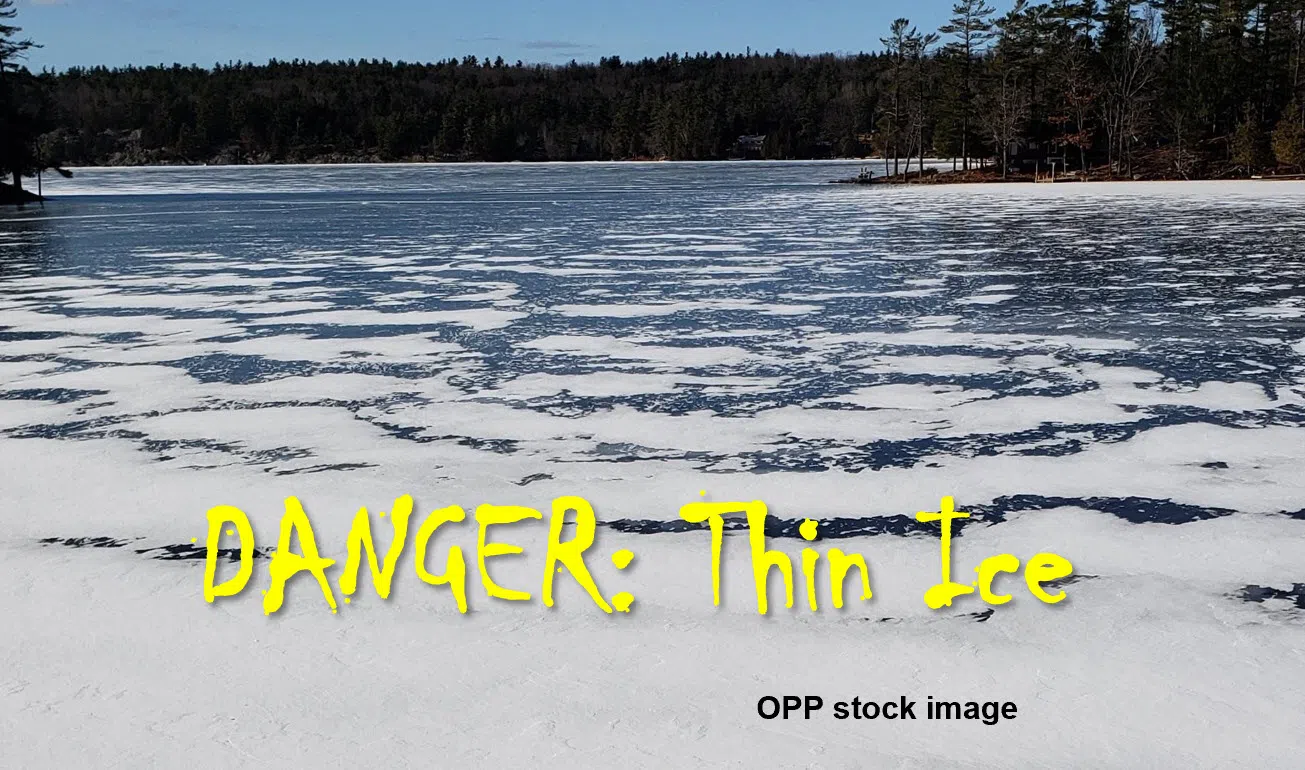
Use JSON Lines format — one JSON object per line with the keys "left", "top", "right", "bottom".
{"left": 2, "top": 164, "right": 1304, "bottom": 767}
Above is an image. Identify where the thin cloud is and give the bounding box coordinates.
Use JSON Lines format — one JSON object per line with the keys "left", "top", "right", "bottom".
{"left": 112, "top": 2, "right": 245, "bottom": 34}
{"left": 522, "top": 40, "right": 597, "bottom": 51}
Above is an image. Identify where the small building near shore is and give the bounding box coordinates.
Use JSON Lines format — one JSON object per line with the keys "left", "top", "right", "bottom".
{"left": 734, "top": 134, "right": 766, "bottom": 159}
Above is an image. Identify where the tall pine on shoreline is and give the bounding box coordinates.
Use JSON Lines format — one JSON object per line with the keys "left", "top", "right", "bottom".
{"left": 1, "top": 0, "right": 39, "bottom": 192}
{"left": 0, "top": 0, "right": 66, "bottom": 198}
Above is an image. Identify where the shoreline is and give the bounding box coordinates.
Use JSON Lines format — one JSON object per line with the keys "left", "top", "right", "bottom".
{"left": 831, "top": 167, "right": 1305, "bottom": 186}
{"left": 55, "top": 157, "right": 934, "bottom": 171}
{"left": 40, "top": 159, "right": 1305, "bottom": 186}
{"left": 18, "top": 162, "right": 1305, "bottom": 203}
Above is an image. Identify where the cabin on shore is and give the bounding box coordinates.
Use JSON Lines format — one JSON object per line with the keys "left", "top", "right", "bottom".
{"left": 1005, "top": 138, "right": 1080, "bottom": 180}
{"left": 734, "top": 134, "right": 767, "bottom": 159}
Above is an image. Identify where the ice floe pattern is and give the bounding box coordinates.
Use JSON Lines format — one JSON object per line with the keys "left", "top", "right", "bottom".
{"left": 4, "top": 173, "right": 1305, "bottom": 515}
{"left": 2, "top": 168, "right": 1305, "bottom": 766}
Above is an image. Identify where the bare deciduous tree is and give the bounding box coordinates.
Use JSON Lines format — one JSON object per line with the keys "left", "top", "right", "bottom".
{"left": 1099, "top": 7, "right": 1162, "bottom": 177}
{"left": 979, "top": 57, "right": 1029, "bottom": 178}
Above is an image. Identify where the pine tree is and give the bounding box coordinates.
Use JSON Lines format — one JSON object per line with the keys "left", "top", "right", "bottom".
{"left": 907, "top": 30, "right": 940, "bottom": 175}
{"left": 0, "top": 0, "right": 42, "bottom": 192}
{"left": 0, "top": 0, "right": 35, "bottom": 72}
{"left": 940, "top": 0, "right": 997, "bottom": 170}
{"left": 881, "top": 18, "right": 917, "bottom": 175}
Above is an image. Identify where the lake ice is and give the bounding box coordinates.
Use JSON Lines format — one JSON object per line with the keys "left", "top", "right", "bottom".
{"left": 2, "top": 162, "right": 1303, "bottom": 767}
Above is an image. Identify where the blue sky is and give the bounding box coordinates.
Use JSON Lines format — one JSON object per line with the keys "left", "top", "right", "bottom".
{"left": 17, "top": 0, "right": 973, "bottom": 71}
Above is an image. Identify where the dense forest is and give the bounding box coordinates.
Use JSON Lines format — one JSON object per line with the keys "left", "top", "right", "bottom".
{"left": 6, "top": 0, "right": 1305, "bottom": 180}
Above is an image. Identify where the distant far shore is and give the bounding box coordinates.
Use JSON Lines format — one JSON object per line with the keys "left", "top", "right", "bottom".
{"left": 832, "top": 165, "right": 1305, "bottom": 186}
{"left": 47, "top": 156, "right": 1305, "bottom": 185}
{"left": 58, "top": 156, "right": 925, "bottom": 169}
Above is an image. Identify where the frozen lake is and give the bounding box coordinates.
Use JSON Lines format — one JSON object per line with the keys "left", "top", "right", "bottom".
{"left": 2, "top": 163, "right": 1304, "bottom": 766}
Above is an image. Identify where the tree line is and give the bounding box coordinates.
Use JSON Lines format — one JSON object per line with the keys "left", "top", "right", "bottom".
{"left": 6, "top": 0, "right": 1305, "bottom": 181}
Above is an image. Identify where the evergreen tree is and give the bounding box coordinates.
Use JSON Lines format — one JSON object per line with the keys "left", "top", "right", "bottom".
{"left": 0, "top": 0, "right": 34, "bottom": 70}
{"left": 940, "top": 0, "right": 997, "bottom": 169}
{"left": 880, "top": 18, "right": 916, "bottom": 175}
{"left": 0, "top": 0, "right": 42, "bottom": 191}
{"left": 1272, "top": 99, "right": 1305, "bottom": 168}
{"left": 1232, "top": 104, "right": 1272, "bottom": 171}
